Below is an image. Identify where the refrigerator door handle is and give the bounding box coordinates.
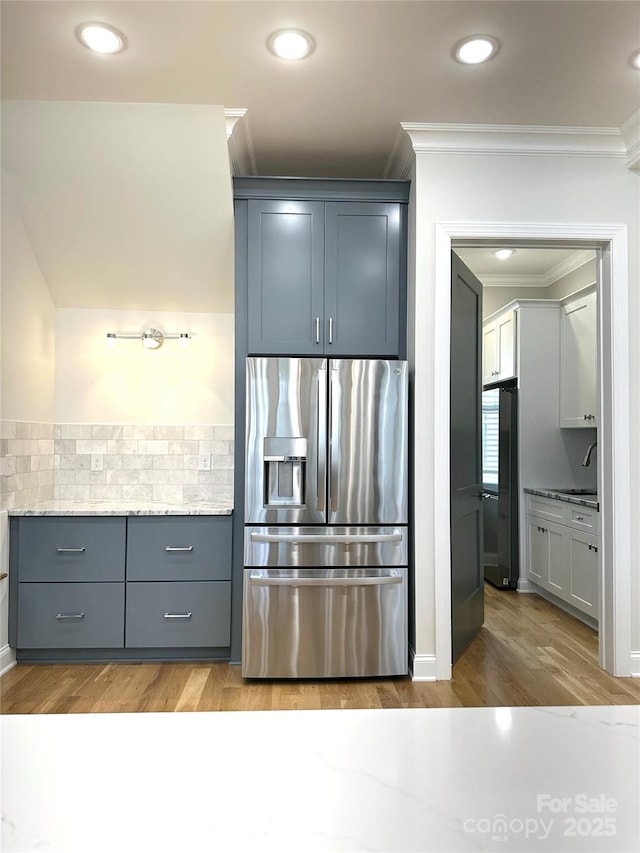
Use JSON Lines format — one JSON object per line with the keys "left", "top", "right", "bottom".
{"left": 328, "top": 367, "right": 338, "bottom": 512}
{"left": 316, "top": 363, "right": 327, "bottom": 513}
{"left": 248, "top": 574, "right": 402, "bottom": 588}
{"left": 250, "top": 532, "right": 403, "bottom": 544}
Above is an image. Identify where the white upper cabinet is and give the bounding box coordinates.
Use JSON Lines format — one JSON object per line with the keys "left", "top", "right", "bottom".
{"left": 482, "top": 308, "right": 517, "bottom": 386}
{"left": 559, "top": 291, "right": 597, "bottom": 428}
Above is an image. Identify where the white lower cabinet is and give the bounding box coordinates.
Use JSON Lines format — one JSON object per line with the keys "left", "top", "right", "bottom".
{"left": 525, "top": 495, "right": 598, "bottom": 620}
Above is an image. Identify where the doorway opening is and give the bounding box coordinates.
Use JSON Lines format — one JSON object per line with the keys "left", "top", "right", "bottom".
{"left": 432, "top": 223, "right": 631, "bottom": 680}
{"left": 455, "top": 245, "right": 600, "bottom": 662}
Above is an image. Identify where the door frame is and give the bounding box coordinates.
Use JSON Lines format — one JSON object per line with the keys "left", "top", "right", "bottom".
{"left": 432, "top": 221, "right": 631, "bottom": 678}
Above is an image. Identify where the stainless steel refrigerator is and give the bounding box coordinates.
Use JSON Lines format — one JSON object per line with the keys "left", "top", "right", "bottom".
{"left": 482, "top": 382, "right": 519, "bottom": 589}
{"left": 242, "top": 357, "right": 408, "bottom": 678}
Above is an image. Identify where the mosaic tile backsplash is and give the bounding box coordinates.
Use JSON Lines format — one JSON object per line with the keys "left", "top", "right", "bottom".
{"left": 0, "top": 422, "right": 234, "bottom": 510}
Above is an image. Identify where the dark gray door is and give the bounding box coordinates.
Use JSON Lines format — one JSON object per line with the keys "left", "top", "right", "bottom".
{"left": 450, "top": 251, "right": 484, "bottom": 662}
{"left": 324, "top": 202, "right": 400, "bottom": 356}
{"left": 247, "top": 199, "right": 324, "bottom": 355}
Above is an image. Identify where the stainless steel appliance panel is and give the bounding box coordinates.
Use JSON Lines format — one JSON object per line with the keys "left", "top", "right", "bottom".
{"left": 242, "top": 567, "right": 408, "bottom": 678}
{"left": 245, "top": 357, "right": 326, "bottom": 524}
{"left": 328, "top": 359, "right": 408, "bottom": 524}
{"left": 244, "top": 525, "right": 408, "bottom": 567}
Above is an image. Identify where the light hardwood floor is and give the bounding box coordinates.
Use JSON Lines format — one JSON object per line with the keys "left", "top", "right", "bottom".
{"left": 2, "top": 584, "right": 639, "bottom": 713}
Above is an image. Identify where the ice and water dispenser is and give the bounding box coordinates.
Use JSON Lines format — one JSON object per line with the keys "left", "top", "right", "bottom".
{"left": 263, "top": 437, "right": 307, "bottom": 508}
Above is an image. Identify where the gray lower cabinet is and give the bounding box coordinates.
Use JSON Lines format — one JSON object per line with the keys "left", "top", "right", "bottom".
{"left": 17, "top": 582, "right": 125, "bottom": 648}
{"left": 127, "top": 516, "right": 232, "bottom": 581}
{"left": 18, "top": 517, "right": 126, "bottom": 582}
{"left": 11, "top": 514, "right": 232, "bottom": 659}
{"left": 126, "top": 581, "right": 231, "bottom": 647}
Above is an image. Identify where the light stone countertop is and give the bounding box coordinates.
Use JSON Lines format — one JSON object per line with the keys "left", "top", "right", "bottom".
{"left": 524, "top": 487, "right": 599, "bottom": 510}
{"left": 7, "top": 500, "right": 233, "bottom": 516}
{"left": 1, "top": 705, "right": 638, "bottom": 852}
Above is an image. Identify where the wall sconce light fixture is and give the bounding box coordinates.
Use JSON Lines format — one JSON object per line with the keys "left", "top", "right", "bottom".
{"left": 105, "top": 328, "right": 192, "bottom": 350}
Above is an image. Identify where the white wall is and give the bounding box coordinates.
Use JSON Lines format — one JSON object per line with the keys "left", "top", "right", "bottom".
{"left": 409, "top": 149, "right": 639, "bottom": 677}
{"left": 1, "top": 181, "right": 56, "bottom": 422}
{"left": 0, "top": 181, "right": 57, "bottom": 672}
{"left": 55, "top": 309, "right": 233, "bottom": 425}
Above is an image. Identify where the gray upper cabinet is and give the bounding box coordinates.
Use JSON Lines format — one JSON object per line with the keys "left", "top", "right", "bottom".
{"left": 324, "top": 202, "right": 400, "bottom": 357}
{"left": 239, "top": 179, "right": 408, "bottom": 359}
{"left": 248, "top": 199, "right": 324, "bottom": 355}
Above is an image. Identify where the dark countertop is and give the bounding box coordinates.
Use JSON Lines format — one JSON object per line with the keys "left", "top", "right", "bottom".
{"left": 524, "top": 488, "right": 598, "bottom": 510}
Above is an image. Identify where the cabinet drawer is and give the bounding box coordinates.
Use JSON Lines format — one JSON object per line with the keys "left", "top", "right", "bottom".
{"left": 126, "top": 517, "right": 232, "bottom": 581}
{"left": 17, "top": 582, "right": 125, "bottom": 648}
{"left": 525, "top": 494, "right": 597, "bottom": 532}
{"left": 18, "top": 517, "right": 126, "bottom": 582}
{"left": 525, "top": 494, "right": 567, "bottom": 524}
{"left": 125, "top": 581, "right": 231, "bottom": 647}
{"left": 568, "top": 507, "right": 596, "bottom": 532}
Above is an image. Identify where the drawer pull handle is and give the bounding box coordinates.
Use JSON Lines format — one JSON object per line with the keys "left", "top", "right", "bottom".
{"left": 56, "top": 613, "right": 85, "bottom": 620}
{"left": 165, "top": 546, "right": 194, "bottom": 552}
{"left": 57, "top": 547, "right": 86, "bottom": 553}
{"left": 576, "top": 515, "right": 585, "bottom": 521}
{"left": 163, "top": 612, "right": 192, "bottom": 619}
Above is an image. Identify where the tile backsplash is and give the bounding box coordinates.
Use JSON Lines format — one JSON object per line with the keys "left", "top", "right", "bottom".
{"left": 0, "top": 422, "right": 233, "bottom": 509}
{"left": 0, "top": 421, "right": 55, "bottom": 511}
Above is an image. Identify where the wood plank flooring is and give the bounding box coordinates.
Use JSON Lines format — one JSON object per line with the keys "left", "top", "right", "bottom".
{"left": 2, "top": 584, "right": 640, "bottom": 713}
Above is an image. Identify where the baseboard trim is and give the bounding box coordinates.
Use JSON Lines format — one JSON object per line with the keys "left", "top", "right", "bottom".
{"left": 517, "top": 578, "right": 537, "bottom": 593}
{"left": 630, "top": 652, "right": 640, "bottom": 678}
{"left": 0, "top": 644, "right": 16, "bottom": 676}
{"left": 410, "top": 651, "right": 438, "bottom": 681}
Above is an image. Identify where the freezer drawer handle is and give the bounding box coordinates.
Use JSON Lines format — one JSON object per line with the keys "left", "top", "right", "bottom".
{"left": 57, "top": 547, "right": 86, "bottom": 553}
{"left": 56, "top": 613, "right": 85, "bottom": 620}
{"left": 250, "top": 575, "right": 402, "bottom": 588}
{"left": 250, "top": 532, "right": 403, "bottom": 544}
{"left": 163, "top": 612, "right": 193, "bottom": 619}
{"left": 165, "top": 546, "right": 194, "bottom": 552}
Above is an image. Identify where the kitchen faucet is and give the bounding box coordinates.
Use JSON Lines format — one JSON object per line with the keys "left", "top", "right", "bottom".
{"left": 582, "top": 440, "right": 597, "bottom": 467}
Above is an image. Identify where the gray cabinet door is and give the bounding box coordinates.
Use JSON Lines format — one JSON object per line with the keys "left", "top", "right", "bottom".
{"left": 324, "top": 202, "right": 400, "bottom": 356}
{"left": 127, "top": 516, "right": 232, "bottom": 581}
{"left": 18, "top": 582, "right": 125, "bottom": 648}
{"left": 247, "top": 199, "right": 324, "bottom": 355}
{"left": 18, "top": 517, "right": 126, "bottom": 582}
{"left": 125, "top": 581, "right": 231, "bottom": 647}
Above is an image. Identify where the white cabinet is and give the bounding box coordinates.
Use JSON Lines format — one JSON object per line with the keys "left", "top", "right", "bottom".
{"left": 560, "top": 291, "right": 597, "bottom": 427}
{"left": 525, "top": 494, "right": 598, "bottom": 620}
{"left": 482, "top": 308, "right": 516, "bottom": 386}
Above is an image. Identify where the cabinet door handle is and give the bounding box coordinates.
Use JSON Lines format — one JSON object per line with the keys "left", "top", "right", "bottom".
{"left": 56, "top": 613, "right": 85, "bottom": 620}
{"left": 57, "top": 547, "right": 86, "bottom": 553}
{"left": 315, "top": 317, "right": 320, "bottom": 344}
{"left": 163, "top": 612, "right": 192, "bottom": 619}
{"left": 165, "top": 546, "right": 194, "bottom": 552}
{"left": 328, "top": 317, "right": 333, "bottom": 344}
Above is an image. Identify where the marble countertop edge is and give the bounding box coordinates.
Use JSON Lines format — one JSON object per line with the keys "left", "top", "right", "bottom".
{"left": 7, "top": 501, "right": 233, "bottom": 517}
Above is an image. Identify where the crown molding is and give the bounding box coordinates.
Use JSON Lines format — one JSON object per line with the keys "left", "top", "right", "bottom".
{"left": 384, "top": 127, "right": 414, "bottom": 180}
{"left": 401, "top": 122, "right": 627, "bottom": 160}
{"left": 224, "top": 108, "right": 257, "bottom": 176}
{"left": 478, "top": 249, "right": 596, "bottom": 288}
{"left": 620, "top": 110, "right": 640, "bottom": 173}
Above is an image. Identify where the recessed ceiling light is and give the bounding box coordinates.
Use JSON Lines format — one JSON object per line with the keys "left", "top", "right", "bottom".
{"left": 76, "top": 22, "right": 126, "bottom": 55}
{"left": 631, "top": 50, "right": 640, "bottom": 70}
{"left": 268, "top": 29, "right": 314, "bottom": 61}
{"left": 454, "top": 36, "right": 499, "bottom": 65}
{"left": 494, "top": 249, "right": 515, "bottom": 260}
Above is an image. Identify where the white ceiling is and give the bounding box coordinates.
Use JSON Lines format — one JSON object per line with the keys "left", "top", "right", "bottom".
{"left": 2, "top": 0, "right": 639, "bottom": 178}
{"left": 456, "top": 248, "right": 594, "bottom": 286}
